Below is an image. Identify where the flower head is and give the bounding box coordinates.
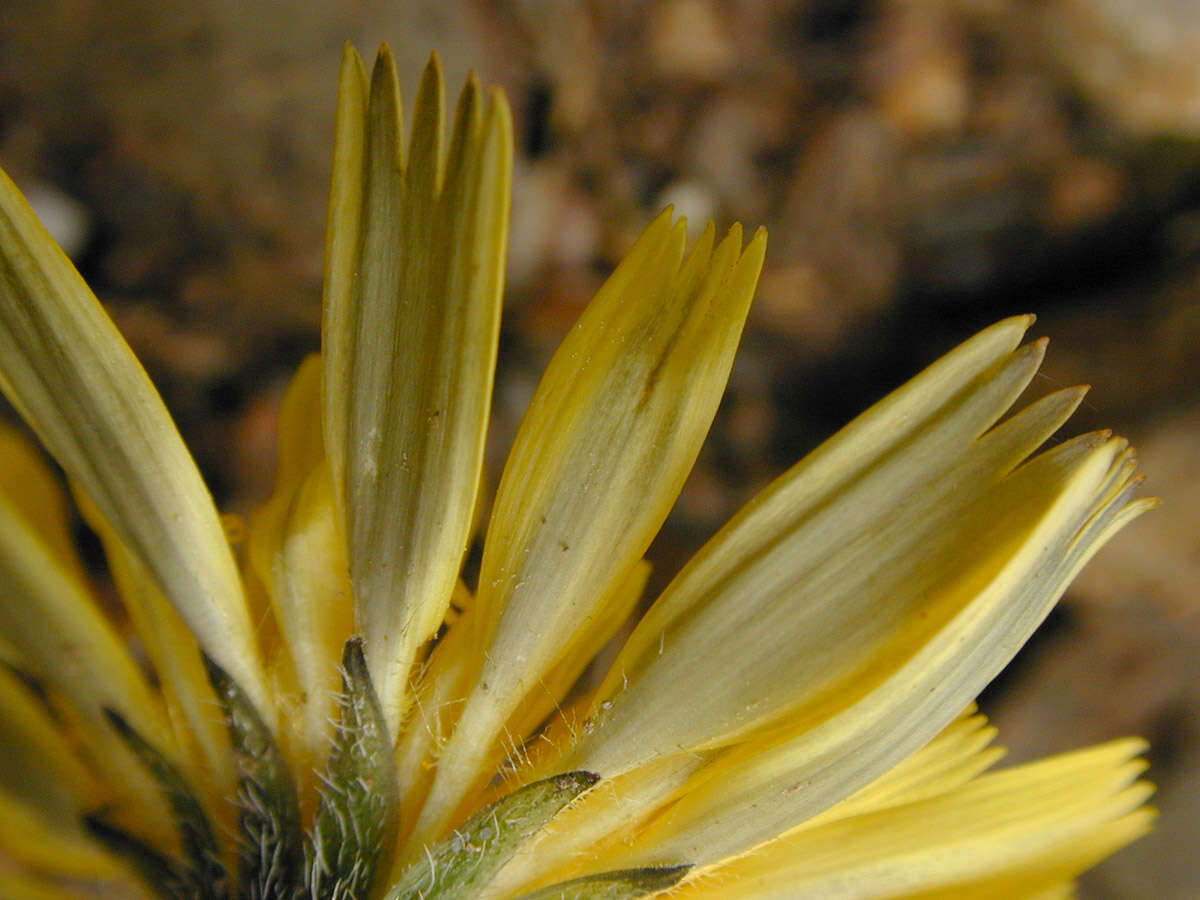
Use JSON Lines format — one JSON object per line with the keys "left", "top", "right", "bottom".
{"left": 0, "top": 45, "right": 1153, "bottom": 900}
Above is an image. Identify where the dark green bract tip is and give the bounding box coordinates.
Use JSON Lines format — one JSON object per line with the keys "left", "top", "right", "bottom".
{"left": 83, "top": 811, "right": 191, "bottom": 900}
{"left": 513, "top": 864, "right": 693, "bottom": 900}
{"left": 101, "top": 708, "right": 228, "bottom": 900}
{"left": 308, "top": 636, "right": 399, "bottom": 899}
{"left": 204, "top": 654, "right": 303, "bottom": 900}
{"left": 386, "top": 771, "right": 601, "bottom": 900}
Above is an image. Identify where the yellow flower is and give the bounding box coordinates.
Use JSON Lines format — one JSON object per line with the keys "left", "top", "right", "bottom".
{"left": 0, "top": 44, "right": 1153, "bottom": 900}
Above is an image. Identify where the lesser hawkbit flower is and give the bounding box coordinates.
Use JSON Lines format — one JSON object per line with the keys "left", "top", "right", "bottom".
{"left": 0, "top": 45, "right": 1152, "bottom": 900}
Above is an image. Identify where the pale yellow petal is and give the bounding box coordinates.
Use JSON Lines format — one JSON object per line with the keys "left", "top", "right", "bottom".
{"left": 321, "top": 46, "right": 512, "bottom": 731}
{"left": 610, "top": 433, "right": 1143, "bottom": 864}
{"left": 0, "top": 632, "right": 21, "bottom": 667}
{"left": 672, "top": 740, "right": 1151, "bottom": 900}
{"left": 44, "top": 702, "right": 175, "bottom": 846}
{"left": 565, "top": 324, "right": 1058, "bottom": 775}
{"left": 590, "top": 316, "right": 1038, "bottom": 699}
{"left": 412, "top": 216, "right": 766, "bottom": 847}
{"left": 412, "top": 556, "right": 652, "bottom": 831}
{"left": 392, "top": 581, "right": 478, "bottom": 834}
{"left": 504, "top": 559, "right": 652, "bottom": 754}
{"left": 0, "top": 166, "right": 266, "bottom": 714}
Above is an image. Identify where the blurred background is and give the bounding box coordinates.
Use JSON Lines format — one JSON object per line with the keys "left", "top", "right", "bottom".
{"left": 0, "top": 1, "right": 1196, "bottom": 896}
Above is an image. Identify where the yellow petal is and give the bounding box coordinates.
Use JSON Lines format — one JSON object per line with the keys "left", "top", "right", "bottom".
{"left": 413, "top": 215, "right": 766, "bottom": 847}
{"left": 564, "top": 322, "right": 1050, "bottom": 774}
{"left": 0, "top": 872, "right": 112, "bottom": 900}
{"left": 0, "top": 790, "right": 133, "bottom": 884}
{"left": 485, "top": 709, "right": 997, "bottom": 898}
{"left": 0, "top": 485, "right": 164, "bottom": 745}
{"left": 504, "top": 559, "right": 652, "bottom": 754}
{"left": 0, "top": 424, "right": 88, "bottom": 586}
{"left": 805, "top": 707, "right": 1003, "bottom": 826}
{"left": 672, "top": 740, "right": 1152, "bottom": 899}
{"left": 247, "top": 354, "right": 353, "bottom": 768}
{"left": 321, "top": 46, "right": 512, "bottom": 730}
{"left": 519, "top": 320, "right": 1144, "bottom": 867}
{"left": 404, "top": 556, "right": 652, "bottom": 838}
{"left": 610, "top": 431, "right": 1142, "bottom": 865}
{"left": 0, "top": 166, "right": 266, "bottom": 714}
{"left": 73, "top": 487, "right": 236, "bottom": 849}
{"left": 0, "top": 665, "right": 99, "bottom": 822}
{"left": 478, "top": 754, "right": 705, "bottom": 899}
{"left": 268, "top": 353, "right": 328, "bottom": 503}
{"left": 886, "top": 811, "right": 1144, "bottom": 898}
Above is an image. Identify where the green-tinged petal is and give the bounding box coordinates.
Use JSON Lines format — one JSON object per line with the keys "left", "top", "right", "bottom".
{"left": 392, "top": 581, "right": 478, "bottom": 831}
{"left": 670, "top": 741, "right": 1152, "bottom": 899}
{"left": 321, "top": 43, "right": 369, "bottom": 522}
{"left": 504, "top": 559, "right": 653, "bottom": 757}
{"left": 386, "top": 772, "right": 599, "bottom": 900}
{"left": 413, "top": 215, "right": 766, "bottom": 848}
{"left": 0, "top": 167, "right": 266, "bottom": 715}
{"left": 396, "top": 557, "right": 650, "bottom": 830}
{"left": 247, "top": 354, "right": 353, "bottom": 768}
{"left": 322, "top": 46, "right": 512, "bottom": 731}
